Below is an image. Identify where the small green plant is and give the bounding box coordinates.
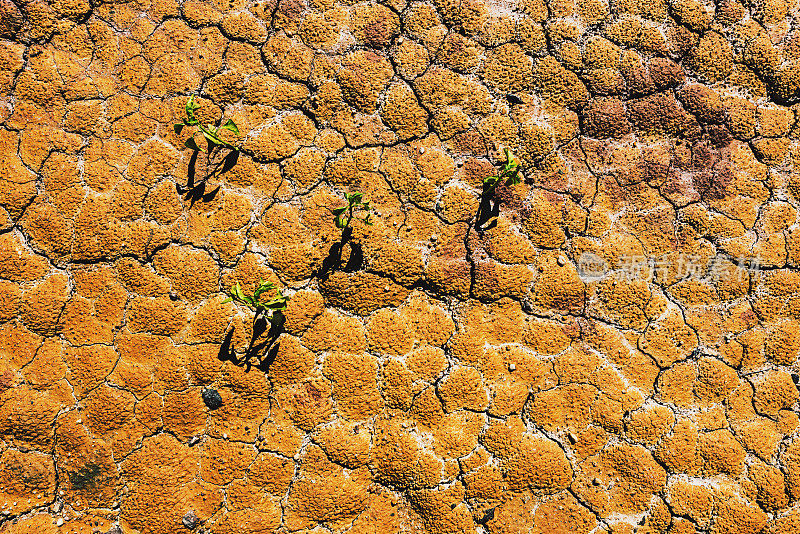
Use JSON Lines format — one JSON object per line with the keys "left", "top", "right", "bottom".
{"left": 317, "top": 191, "right": 372, "bottom": 279}
{"left": 219, "top": 279, "right": 290, "bottom": 371}
{"left": 476, "top": 148, "right": 522, "bottom": 230}
{"left": 223, "top": 279, "right": 290, "bottom": 315}
{"left": 482, "top": 147, "right": 521, "bottom": 193}
{"left": 175, "top": 95, "right": 241, "bottom": 204}
{"left": 175, "top": 95, "right": 240, "bottom": 154}
{"left": 331, "top": 191, "right": 373, "bottom": 231}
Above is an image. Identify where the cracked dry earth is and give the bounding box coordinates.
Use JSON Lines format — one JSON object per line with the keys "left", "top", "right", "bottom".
{"left": 6, "top": 0, "right": 800, "bottom": 532}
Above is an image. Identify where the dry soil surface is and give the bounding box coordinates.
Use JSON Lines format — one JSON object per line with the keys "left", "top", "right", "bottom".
{"left": 2, "top": 0, "right": 800, "bottom": 532}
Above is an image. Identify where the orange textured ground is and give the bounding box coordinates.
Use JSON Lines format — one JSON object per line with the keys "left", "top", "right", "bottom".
{"left": 2, "top": 0, "right": 800, "bottom": 532}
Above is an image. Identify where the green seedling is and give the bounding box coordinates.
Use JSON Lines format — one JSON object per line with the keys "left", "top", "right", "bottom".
{"left": 317, "top": 191, "right": 372, "bottom": 278}
{"left": 175, "top": 95, "right": 241, "bottom": 205}
{"left": 220, "top": 279, "right": 290, "bottom": 371}
{"left": 175, "top": 95, "right": 240, "bottom": 153}
{"left": 482, "top": 147, "right": 521, "bottom": 193}
{"left": 331, "top": 191, "right": 373, "bottom": 231}
{"left": 476, "top": 148, "right": 522, "bottom": 231}
{"left": 223, "top": 279, "right": 290, "bottom": 314}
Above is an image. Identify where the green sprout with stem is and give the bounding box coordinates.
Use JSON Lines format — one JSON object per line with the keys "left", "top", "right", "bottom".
{"left": 317, "top": 192, "right": 372, "bottom": 279}
{"left": 331, "top": 191, "right": 373, "bottom": 231}
{"left": 223, "top": 279, "right": 290, "bottom": 315}
{"left": 482, "top": 147, "right": 521, "bottom": 193}
{"left": 175, "top": 95, "right": 240, "bottom": 153}
{"left": 476, "top": 148, "right": 522, "bottom": 231}
{"left": 220, "top": 279, "right": 290, "bottom": 371}
{"left": 175, "top": 95, "right": 241, "bottom": 204}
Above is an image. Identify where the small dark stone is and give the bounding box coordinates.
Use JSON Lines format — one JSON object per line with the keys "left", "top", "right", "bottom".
{"left": 182, "top": 511, "right": 199, "bottom": 530}
{"left": 792, "top": 373, "right": 799, "bottom": 384}
{"left": 202, "top": 389, "right": 223, "bottom": 410}
{"left": 506, "top": 93, "right": 524, "bottom": 105}
{"left": 521, "top": 299, "right": 534, "bottom": 313}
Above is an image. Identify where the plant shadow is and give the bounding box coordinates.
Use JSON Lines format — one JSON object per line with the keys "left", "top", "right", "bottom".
{"left": 177, "top": 148, "right": 239, "bottom": 207}
{"left": 217, "top": 311, "right": 285, "bottom": 373}
{"left": 317, "top": 227, "right": 364, "bottom": 280}
{"left": 474, "top": 182, "right": 501, "bottom": 231}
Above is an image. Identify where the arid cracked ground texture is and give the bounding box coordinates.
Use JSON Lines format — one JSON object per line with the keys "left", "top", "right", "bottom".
{"left": 4, "top": 0, "right": 800, "bottom": 532}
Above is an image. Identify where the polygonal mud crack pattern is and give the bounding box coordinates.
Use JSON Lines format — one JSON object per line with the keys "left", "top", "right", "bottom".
{"left": 2, "top": 0, "right": 800, "bottom": 532}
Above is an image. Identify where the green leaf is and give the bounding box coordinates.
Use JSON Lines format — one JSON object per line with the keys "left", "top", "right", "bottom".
{"left": 264, "top": 299, "right": 288, "bottom": 310}
{"left": 269, "top": 291, "right": 290, "bottom": 309}
{"left": 346, "top": 192, "right": 363, "bottom": 203}
{"left": 221, "top": 297, "right": 233, "bottom": 304}
{"left": 201, "top": 131, "right": 222, "bottom": 148}
{"left": 253, "top": 281, "right": 276, "bottom": 301}
{"left": 173, "top": 123, "right": 184, "bottom": 135}
{"left": 185, "top": 95, "right": 199, "bottom": 121}
{"left": 331, "top": 207, "right": 347, "bottom": 216}
{"left": 231, "top": 282, "right": 244, "bottom": 299}
{"left": 220, "top": 118, "right": 240, "bottom": 136}
{"left": 184, "top": 137, "right": 205, "bottom": 152}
